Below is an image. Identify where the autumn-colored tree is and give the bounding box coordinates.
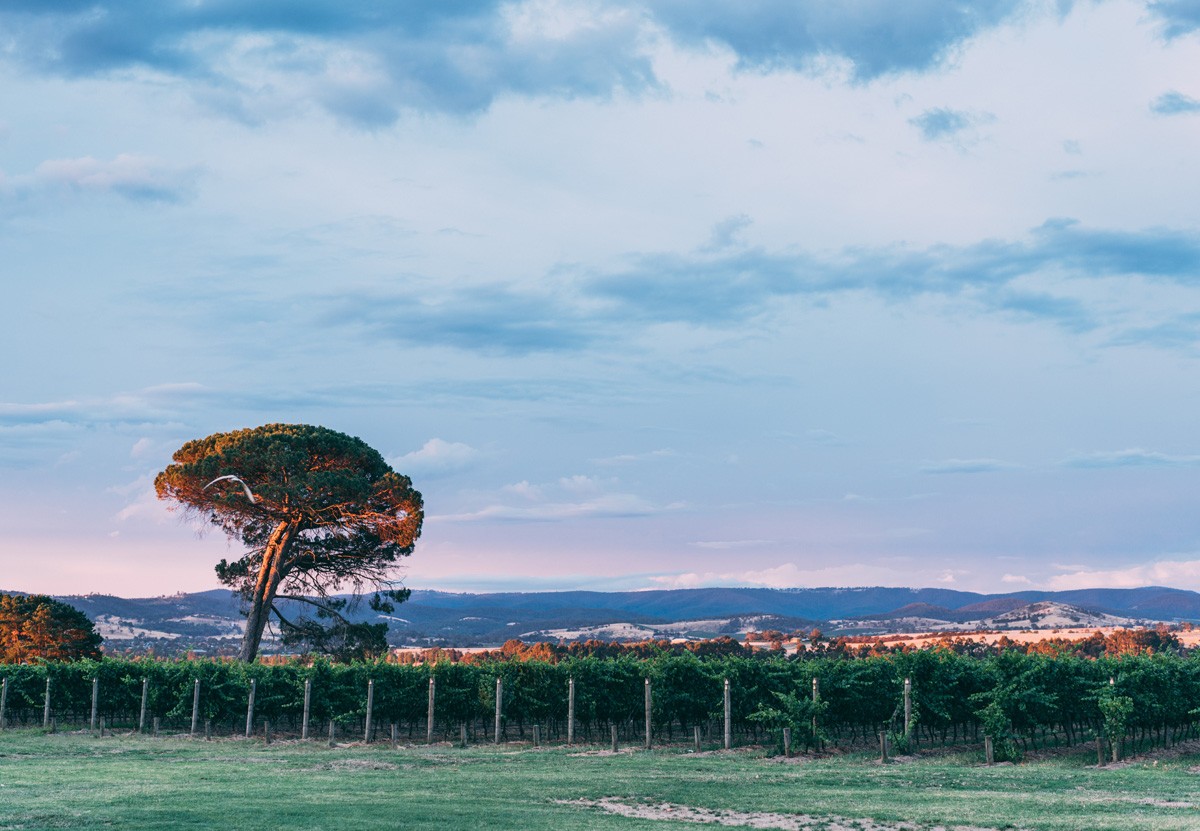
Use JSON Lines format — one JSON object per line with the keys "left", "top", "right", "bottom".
{"left": 155, "top": 423, "right": 423, "bottom": 662}
{"left": 0, "top": 594, "right": 102, "bottom": 662}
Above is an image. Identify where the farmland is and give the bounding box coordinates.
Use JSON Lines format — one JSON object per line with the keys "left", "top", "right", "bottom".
{"left": 2, "top": 729, "right": 1200, "bottom": 830}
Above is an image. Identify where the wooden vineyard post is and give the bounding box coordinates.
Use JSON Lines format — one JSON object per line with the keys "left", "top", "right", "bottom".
{"left": 245, "top": 679, "right": 256, "bottom": 739}
{"left": 364, "top": 679, "right": 375, "bottom": 743}
{"left": 984, "top": 736, "right": 994, "bottom": 765}
{"left": 644, "top": 678, "right": 652, "bottom": 750}
{"left": 205, "top": 720, "right": 211, "bottom": 741}
{"left": 783, "top": 727, "right": 792, "bottom": 758}
{"left": 302, "top": 679, "right": 312, "bottom": 740}
{"left": 693, "top": 725, "right": 701, "bottom": 752}
{"left": 99, "top": 717, "right": 105, "bottom": 737}
{"left": 153, "top": 717, "right": 160, "bottom": 738}
{"left": 533, "top": 725, "right": 541, "bottom": 747}
{"left": 0, "top": 677, "right": 7, "bottom": 730}
{"left": 391, "top": 723, "right": 399, "bottom": 750}
{"left": 460, "top": 723, "right": 467, "bottom": 748}
{"left": 880, "top": 731, "right": 889, "bottom": 763}
{"left": 264, "top": 720, "right": 272, "bottom": 745}
{"left": 903, "top": 677, "right": 912, "bottom": 740}
{"left": 723, "top": 678, "right": 732, "bottom": 750}
{"left": 567, "top": 677, "right": 575, "bottom": 746}
{"left": 139, "top": 678, "right": 149, "bottom": 734}
{"left": 328, "top": 720, "right": 336, "bottom": 748}
{"left": 494, "top": 676, "right": 503, "bottom": 744}
{"left": 90, "top": 677, "right": 99, "bottom": 734}
{"left": 427, "top": 676, "right": 436, "bottom": 743}
{"left": 812, "top": 676, "right": 821, "bottom": 750}
{"left": 190, "top": 679, "right": 201, "bottom": 737}
{"left": 42, "top": 676, "right": 51, "bottom": 729}
{"left": 611, "top": 724, "right": 618, "bottom": 753}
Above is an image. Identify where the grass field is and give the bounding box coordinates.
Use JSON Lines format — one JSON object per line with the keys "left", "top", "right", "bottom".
{"left": 2, "top": 730, "right": 1199, "bottom": 830}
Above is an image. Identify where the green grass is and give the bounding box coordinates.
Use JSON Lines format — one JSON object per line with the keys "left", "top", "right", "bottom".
{"left": 1, "top": 730, "right": 1199, "bottom": 830}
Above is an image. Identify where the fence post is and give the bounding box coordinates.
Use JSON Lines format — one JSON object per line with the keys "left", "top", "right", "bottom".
{"left": 1, "top": 677, "right": 8, "bottom": 730}
{"left": 245, "top": 679, "right": 256, "bottom": 738}
{"left": 205, "top": 719, "right": 211, "bottom": 741}
{"left": 611, "top": 724, "right": 618, "bottom": 752}
{"left": 364, "top": 679, "right": 375, "bottom": 743}
{"left": 264, "top": 719, "right": 271, "bottom": 745}
{"left": 329, "top": 720, "right": 336, "bottom": 748}
{"left": 43, "top": 676, "right": 51, "bottom": 729}
{"left": 783, "top": 727, "right": 792, "bottom": 758}
{"left": 644, "top": 678, "right": 652, "bottom": 750}
{"left": 723, "top": 678, "right": 732, "bottom": 750}
{"left": 391, "top": 723, "right": 398, "bottom": 750}
{"left": 139, "top": 678, "right": 149, "bottom": 734}
{"left": 533, "top": 724, "right": 541, "bottom": 747}
{"left": 880, "top": 731, "right": 889, "bottom": 763}
{"left": 153, "top": 716, "right": 160, "bottom": 738}
{"left": 567, "top": 676, "right": 575, "bottom": 746}
{"left": 460, "top": 723, "right": 467, "bottom": 748}
{"left": 191, "top": 679, "right": 201, "bottom": 737}
{"left": 99, "top": 716, "right": 106, "bottom": 737}
{"left": 694, "top": 725, "right": 701, "bottom": 752}
{"left": 494, "top": 676, "right": 503, "bottom": 744}
{"left": 427, "top": 676, "right": 436, "bottom": 743}
{"left": 302, "top": 679, "right": 312, "bottom": 740}
{"left": 90, "top": 677, "right": 99, "bottom": 734}
{"left": 984, "top": 736, "right": 994, "bottom": 765}
{"left": 812, "top": 676, "right": 820, "bottom": 750}
{"left": 903, "top": 677, "right": 912, "bottom": 739}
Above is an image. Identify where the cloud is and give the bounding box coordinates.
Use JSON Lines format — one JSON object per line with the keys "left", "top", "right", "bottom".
{"left": 1, "top": 155, "right": 199, "bottom": 204}
{"left": 0, "top": 1, "right": 1060, "bottom": 126}
{"left": 909, "top": 107, "right": 974, "bottom": 140}
{"left": 1061, "top": 448, "right": 1200, "bottom": 468}
{"left": 1048, "top": 559, "right": 1200, "bottom": 591}
{"left": 0, "top": 2, "right": 656, "bottom": 125}
{"left": 432, "top": 473, "right": 682, "bottom": 523}
{"left": 691, "top": 539, "right": 775, "bottom": 550}
{"left": 1150, "top": 90, "right": 1200, "bottom": 115}
{"left": 390, "top": 438, "right": 480, "bottom": 478}
{"left": 321, "top": 287, "right": 593, "bottom": 354}
{"left": 317, "top": 218, "right": 1200, "bottom": 356}
{"left": 1001, "top": 573, "right": 1032, "bottom": 584}
{"left": 646, "top": 0, "right": 1033, "bottom": 81}
{"left": 1148, "top": 0, "right": 1200, "bottom": 38}
{"left": 919, "top": 458, "right": 1019, "bottom": 474}
{"left": 592, "top": 448, "right": 676, "bottom": 465}
{"left": 647, "top": 561, "right": 922, "bottom": 589}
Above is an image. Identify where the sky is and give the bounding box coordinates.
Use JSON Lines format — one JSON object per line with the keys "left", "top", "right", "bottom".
{"left": 2, "top": 0, "right": 1200, "bottom": 598}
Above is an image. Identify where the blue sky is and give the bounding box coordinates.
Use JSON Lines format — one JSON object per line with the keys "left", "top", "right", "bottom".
{"left": 3, "top": 0, "right": 1200, "bottom": 597}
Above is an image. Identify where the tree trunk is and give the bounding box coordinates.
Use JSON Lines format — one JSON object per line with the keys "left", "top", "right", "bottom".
{"left": 238, "top": 520, "right": 300, "bottom": 662}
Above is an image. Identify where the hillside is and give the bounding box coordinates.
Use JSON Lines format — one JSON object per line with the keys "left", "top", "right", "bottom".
{"left": 7, "top": 584, "right": 1195, "bottom": 656}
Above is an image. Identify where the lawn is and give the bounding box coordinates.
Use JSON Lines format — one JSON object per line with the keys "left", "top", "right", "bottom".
{"left": 1, "top": 730, "right": 1198, "bottom": 830}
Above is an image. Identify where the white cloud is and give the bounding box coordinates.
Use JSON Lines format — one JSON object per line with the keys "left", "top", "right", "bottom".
{"left": 919, "top": 458, "right": 1019, "bottom": 474}
{"left": 1062, "top": 448, "right": 1200, "bottom": 469}
{"left": 648, "top": 561, "right": 923, "bottom": 590}
{"left": 691, "top": 539, "right": 775, "bottom": 550}
{"left": 592, "top": 448, "right": 676, "bottom": 465}
{"left": 1048, "top": 559, "right": 1200, "bottom": 591}
{"left": 433, "top": 492, "right": 682, "bottom": 523}
{"left": 1001, "top": 573, "right": 1032, "bottom": 584}
{"left": 3, "top": 154, "right": 200, "bottom": 203}
{"left": 390, "top": 438, "right": 480, "bottom": 478}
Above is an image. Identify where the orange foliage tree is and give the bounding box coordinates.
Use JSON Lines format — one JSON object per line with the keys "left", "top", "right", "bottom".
{"left": 0, "top": 594, "right": 102, "bottom": 662}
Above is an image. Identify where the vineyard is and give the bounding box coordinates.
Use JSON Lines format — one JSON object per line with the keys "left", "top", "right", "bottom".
{"left": 3, "top": 650, "right": 1200, "bottom": 762}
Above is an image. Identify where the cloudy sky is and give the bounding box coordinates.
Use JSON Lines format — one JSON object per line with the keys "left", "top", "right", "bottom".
{"left": 3, "top": 0, "right": 1200, "bottom": 598}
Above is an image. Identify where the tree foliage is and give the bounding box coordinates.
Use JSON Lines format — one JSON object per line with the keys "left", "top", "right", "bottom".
{"left": 0, "top": 594, "right": 102, "bottom": 663}
{"left": 155, "top": 423, "right": 423, "bottom": 662}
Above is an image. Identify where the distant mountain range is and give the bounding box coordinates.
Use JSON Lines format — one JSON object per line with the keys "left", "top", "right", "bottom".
{"left": 13, "top": 584, "right": 1199, "bottom": 656}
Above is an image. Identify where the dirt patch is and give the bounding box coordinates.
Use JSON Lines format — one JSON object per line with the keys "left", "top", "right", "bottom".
{"left": 558, "top": 798, "right": 1015, "bottom": 831}
{"left": 567, "top": 748, "right": 636, "bottom": 757}
{"left": 321, "top": 759, "right": 402, "bottom": 771}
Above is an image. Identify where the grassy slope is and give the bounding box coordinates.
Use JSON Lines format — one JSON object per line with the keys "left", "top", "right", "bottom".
{"left": 1, "top": 732, "right": 1198, "bottom": 831}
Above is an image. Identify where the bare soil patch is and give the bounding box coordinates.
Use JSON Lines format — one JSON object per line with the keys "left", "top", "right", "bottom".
{"left": 558, "top": 798, "right": 1015, "bottom": 831}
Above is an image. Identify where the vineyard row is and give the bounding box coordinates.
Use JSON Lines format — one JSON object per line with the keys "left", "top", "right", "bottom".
{"left": 2, "top": 651, "right": 1199, "bottom": 760}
